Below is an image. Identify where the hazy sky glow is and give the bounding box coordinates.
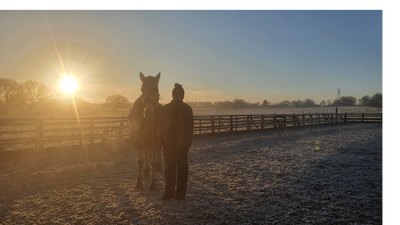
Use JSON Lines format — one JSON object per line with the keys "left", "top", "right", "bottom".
{"left": 0, "top": 10, "right": 382, "bottom": 104}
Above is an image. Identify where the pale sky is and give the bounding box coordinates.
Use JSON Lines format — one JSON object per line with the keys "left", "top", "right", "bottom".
{"left": 0, "top": 8, "right": 383, "bottom": 105}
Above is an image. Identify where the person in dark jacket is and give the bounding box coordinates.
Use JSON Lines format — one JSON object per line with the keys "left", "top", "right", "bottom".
{"left": 159, "top": 83, "right": 194, "bottom": 200}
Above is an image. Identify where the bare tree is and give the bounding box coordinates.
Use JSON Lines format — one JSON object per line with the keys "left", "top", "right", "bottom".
{"left": 22, "top": 80, "right": 53, "bottom": 104}
{"left": 104, "top": 94, "right": 131, "bottom": 112}
{"left": 291, "top": 99, "right": 303, "bottom": 108}
{"left": 332, "top": 96, "right": 357, "bottom": 106}
{"left": 233, "top": 99, "right": 247, "bottom": 108}
{"left": 370, "top": 93, "right": 382, "bottom": 108}
{"left": 303, "top": 99, "right": 316, "bottom": 107}
{"left": 0, "top": 78, "right": 20, "bottom": 115}
{"left": 358, "top": 95, "right": 371, "bottom": 106}
{"left": 261, "top": 100, "right": 269, "bottom": 108}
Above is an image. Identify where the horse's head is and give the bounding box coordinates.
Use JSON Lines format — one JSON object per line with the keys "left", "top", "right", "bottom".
{"left": 140, "top": 72, "right": 160, "bottom": 118}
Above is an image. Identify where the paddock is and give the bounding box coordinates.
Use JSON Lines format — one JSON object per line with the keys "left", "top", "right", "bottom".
{"left": 0, "top": 122, "right": 382, "bottom": 224}
{"left": 0, "top": 112, "right": 382, "bottom": 151}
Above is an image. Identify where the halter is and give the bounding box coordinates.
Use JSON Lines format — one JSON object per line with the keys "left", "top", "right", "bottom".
{"left": 142, "top": 93, "right": 159, "bottom": 109}
{"left": 141, "top": 84, "right": 159, "bottom": 105}
{"left": 141, "top": 89, "right": 159, "bottom": 120}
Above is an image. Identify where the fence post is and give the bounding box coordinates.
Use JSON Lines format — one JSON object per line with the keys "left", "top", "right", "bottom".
{"left": 309, "top": 112, "right": 312, "bottom": 125}
{"left": 36, "top": 118, "right": 43, "bottom": 149}
{"left": 90, "top": 118, "right": 94, "bottom": 145}
{"left": 118, "top": 121, "right": 124, "bottom": 141}
{"left": 302, "top": 112, "right": 305, "bottom": 126}
{"left": 235, "top": 116, "right": 238, "bottom": 131}
{"left": 345, "top": 112, "right": 347, "bottom": 122}
{"left": 261, "top": 115, "right": 264, "bottom": 129}
{"left": 211, "top": 116, "right": 215, "bottom": 133}
{"left": 292, "top": 113, "right": 295, "bottom": 126}
{"left": 362, "top": 113, "right": 365, "bottom": 123}
{"left": 273, "top": 113, "right": 276, "bottom": 128}
{"left": 230, "top": 116, "right": 233, "bottom": 131}
{"left": 218, "top": 116, "right": 221, "bottom": 133}
{"left": 283, "top": 114, "right": 286, "bottom": 127}
{"left": 247, "top": 115, "right": 250, "bottom": 130}
{"left": 317, "top": 112, "right": 320, "bottom": 124}
{"left": 199, "top": 119, "right": 202, "bottom": 134}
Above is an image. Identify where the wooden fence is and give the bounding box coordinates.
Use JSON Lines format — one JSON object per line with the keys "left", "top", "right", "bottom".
{"left": 0, "top": 112, "right": 382, "bottom": 151}
{"left": 0, "top": 117, "right": 129, "bottom": 151}
{"left": 193, "top": 112, "right": 382, "bottom": 134}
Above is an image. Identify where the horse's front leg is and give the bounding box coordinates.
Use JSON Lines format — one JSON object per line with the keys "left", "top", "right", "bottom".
{"left": 156, "top": 149, "right": 162, "bottom": 172}
{"left": 149, "top": 149, "right": 158, "bottom": 191}
{"left": 136, "top": 148, "right": 144, "bottom": 190}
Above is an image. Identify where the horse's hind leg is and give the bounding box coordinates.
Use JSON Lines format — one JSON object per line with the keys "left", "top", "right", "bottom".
{"left": 144, "top": 150, "right": 151, "bottom": 179}
{"left": 136, "top": 148, "right": 144, "bottom": 190}
{"left": 156, "top": 150, "right": 162, "bottom": 173}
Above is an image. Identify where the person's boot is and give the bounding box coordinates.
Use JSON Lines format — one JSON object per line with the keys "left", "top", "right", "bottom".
{"left": 161, "top": 193, "right": 174, "bottom": 200}
{"left": 175, "top": 194, "right": 185, "bottom": 200}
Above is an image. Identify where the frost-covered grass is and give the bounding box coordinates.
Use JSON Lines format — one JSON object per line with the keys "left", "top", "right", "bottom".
{"left": 0, "top": 123, "right": 382, "bottom": 224}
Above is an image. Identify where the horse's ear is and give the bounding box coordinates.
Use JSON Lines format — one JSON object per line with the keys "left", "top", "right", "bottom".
{"left": 155, "top": 72, "right": 161, "bottom": 81}
{"left": 140, "top": 72, "right": 145, "bottom": 81}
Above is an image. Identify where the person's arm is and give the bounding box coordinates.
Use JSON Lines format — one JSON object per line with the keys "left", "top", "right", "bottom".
{"left": 184, "top": 105, "right": 194, "bottom": 148}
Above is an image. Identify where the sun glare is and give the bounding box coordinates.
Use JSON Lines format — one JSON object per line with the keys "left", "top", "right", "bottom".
{"left": 61, "top": 76, "right": 78, "bottom": 93}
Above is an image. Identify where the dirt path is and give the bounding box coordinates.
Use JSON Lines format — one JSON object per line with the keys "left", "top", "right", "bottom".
{"left": 0, "top": 123, "right": 382, "bottom": 224}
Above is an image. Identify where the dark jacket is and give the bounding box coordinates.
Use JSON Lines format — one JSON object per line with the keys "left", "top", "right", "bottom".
{"left": 159, "top": 100, "right": 193, "bottom": 149}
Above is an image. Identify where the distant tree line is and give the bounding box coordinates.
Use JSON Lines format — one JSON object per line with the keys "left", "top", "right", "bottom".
{"left": 185, "top": 93, "right": 382, "bottom": 109}
{"left": 0, "top": 77, "right": 382, "bottom": 116}
{"left": 355, "top": 93, "right": 382, "bottom": 108}
{"left": 0, "top": 78, "right": 54, "bottom": 116}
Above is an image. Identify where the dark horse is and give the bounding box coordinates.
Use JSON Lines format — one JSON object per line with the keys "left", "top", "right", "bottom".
{"left": 128, "top": 72, "right": 162, "bottom": 191}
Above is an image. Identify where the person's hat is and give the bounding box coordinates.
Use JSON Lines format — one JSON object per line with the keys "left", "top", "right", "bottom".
{"left": 172, "top": 83, "right": 184, "bottom": 100}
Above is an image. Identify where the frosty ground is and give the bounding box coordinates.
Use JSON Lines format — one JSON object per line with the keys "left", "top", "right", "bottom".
{"left": 0, "top": 123, "right": 382, "bottom": 224}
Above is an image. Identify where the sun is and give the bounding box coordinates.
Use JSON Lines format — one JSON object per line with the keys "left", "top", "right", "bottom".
{"left": 60, "top": 76, "right": 78, "bottom": 93}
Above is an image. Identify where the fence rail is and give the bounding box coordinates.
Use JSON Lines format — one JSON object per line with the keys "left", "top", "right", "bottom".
{"left": 0, "top": 112, "right": 382, "bottom": 151}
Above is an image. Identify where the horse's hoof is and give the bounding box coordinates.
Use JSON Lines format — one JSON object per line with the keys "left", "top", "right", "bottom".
{"left": 149, "top": 182, "right": 157, "bottom": 191}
